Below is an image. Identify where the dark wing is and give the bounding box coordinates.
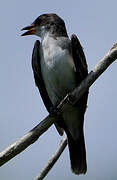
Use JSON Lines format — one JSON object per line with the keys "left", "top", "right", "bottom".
{"left": 71, "top": 34, "right": 88, "bottom": 83}
{"left": 32, "top": 40, "right": 53, "bottom": 112}
{"left": 32, "top": 40, "right": 63, "bottom": 135}
{"left": 71, "top": 34, "right": 88, "bottom": 112}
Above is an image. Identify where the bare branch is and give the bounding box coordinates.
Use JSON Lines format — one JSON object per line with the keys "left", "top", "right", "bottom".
{"left": 0, "top": 43, "right": 117, "bottom": 169}
{"left": 34, "top": 136, "right": 67, "bottom": 180}
{"left": 0, "top": 115, "right": 55, "bottom": 167}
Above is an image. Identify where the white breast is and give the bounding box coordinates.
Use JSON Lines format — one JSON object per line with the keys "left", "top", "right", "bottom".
{"left": 40, "top": 34, "right": 77, "bottom": 106}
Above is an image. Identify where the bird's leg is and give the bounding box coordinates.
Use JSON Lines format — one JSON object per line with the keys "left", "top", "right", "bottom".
{"left": 65, "top": 93, "right": 76, "bottom": 106}
{"left": 49, "top": 93, "right": 76, "bottom": 117}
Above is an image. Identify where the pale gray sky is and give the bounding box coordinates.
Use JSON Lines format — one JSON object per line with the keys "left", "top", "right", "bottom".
{"left": 0, "top": 1, "right": 117, "bottom": 180}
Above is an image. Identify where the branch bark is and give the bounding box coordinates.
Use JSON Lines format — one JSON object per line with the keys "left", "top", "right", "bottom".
{"left": 0, "top": 115, "right": 55, "bottom": 167}
{"left": 34, "top": 136, "right": 67, "bottom": 180}
{"left": 0, "top": 43, "right": 117, "bottom": 171}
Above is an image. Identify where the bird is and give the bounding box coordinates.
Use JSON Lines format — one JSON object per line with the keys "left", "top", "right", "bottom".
{"left": 21, "top": 13, "right": 88, "bottom": 175}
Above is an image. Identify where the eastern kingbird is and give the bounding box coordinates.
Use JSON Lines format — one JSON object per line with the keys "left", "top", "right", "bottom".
{"left": 21, "top": 13, "right": 88, "bottom": 175}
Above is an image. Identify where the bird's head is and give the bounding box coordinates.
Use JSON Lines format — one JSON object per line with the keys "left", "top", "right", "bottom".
{"left": 21, "top": 13, "right": 68, "bottom": 38}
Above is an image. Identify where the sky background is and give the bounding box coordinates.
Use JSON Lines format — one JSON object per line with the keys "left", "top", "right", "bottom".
{"left": 0, "top": 0, "right": 117, "bottom": 180}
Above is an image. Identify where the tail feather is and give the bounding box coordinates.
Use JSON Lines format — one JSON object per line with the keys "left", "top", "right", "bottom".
{"left": 66, "top": 131, "right": 87, "bottom": 175}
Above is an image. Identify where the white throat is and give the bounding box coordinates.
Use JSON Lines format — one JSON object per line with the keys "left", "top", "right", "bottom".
{"left": 35, "top": 25, "right": 51, "bottom": 41}
{"left": 40, "top": 26, "right": 49, "bottom": 40}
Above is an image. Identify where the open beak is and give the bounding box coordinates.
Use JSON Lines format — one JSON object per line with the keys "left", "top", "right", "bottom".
{"left": 21, "top": 24, "right": 36, "bottom": 36}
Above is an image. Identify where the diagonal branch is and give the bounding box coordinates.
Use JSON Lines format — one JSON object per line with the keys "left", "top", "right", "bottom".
{"left": 34, "top": 136, "right": 67, "bottom": 180}
{"left": 0, "top": 43, "right": 117, "bottom": 168}
{"left": 0, "top": 115, "right": 55, "bottom": 167}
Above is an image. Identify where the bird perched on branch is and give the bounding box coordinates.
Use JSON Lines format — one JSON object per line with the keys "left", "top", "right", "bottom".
{"left": 21, "top": 13, "right": 88, "bottom": 175}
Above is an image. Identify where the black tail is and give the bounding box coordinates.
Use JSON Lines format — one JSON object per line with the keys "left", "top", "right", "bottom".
{"left": 66, "top": 131, "right": 87, "bottom": 175}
